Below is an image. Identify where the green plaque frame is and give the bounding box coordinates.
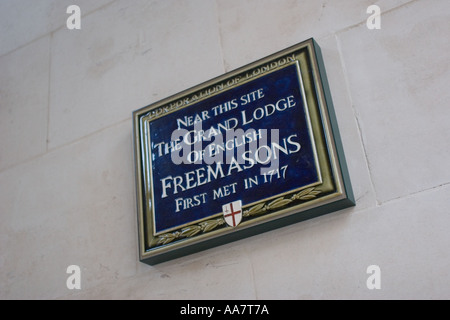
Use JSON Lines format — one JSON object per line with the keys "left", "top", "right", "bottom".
{"left": 133, "top": 38, "right": 354, "bottom": 265}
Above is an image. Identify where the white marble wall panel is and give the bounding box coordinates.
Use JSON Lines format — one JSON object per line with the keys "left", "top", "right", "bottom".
{"left": 0, "top": 121, "right": 137, "bottom": 299}
{"left": 0, "top": 0, "right": 115, "bottom": 57}
{"left": 1, "top": 0, "right": 449, "bottom": 300}
{"left": 247, "top": 184, "right": 450, "bottom": 299}
{"left": 216, "top": 0, "right": 413, "bottom": 71}
{"left": 0, "top": 37, "right": 49, "bottom": 171}
{"left": 337, "top": 0, "right": 450, "bottom": 203}
{"left": 48, "top": 0, "right": 224, "bottom": 149}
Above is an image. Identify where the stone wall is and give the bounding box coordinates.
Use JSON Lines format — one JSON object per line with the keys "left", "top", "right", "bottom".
{"left": 1, "top": 0, "right": 449, "bottom": 299}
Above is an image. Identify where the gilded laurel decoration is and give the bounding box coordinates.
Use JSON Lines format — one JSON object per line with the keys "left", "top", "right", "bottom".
{"left": 243, "top": 203, "right": 267, "bottom": 217}
{"left": 244, "top": 187, "right": 321, "bottom": 218}
{"left": 151, "top": 218, "right": 225, "bottom": 248}
{"left": 291, "top": 187, "right": 321, "bottom": 201}
{"left": 151, "top": 187, "right": 321, "bottom": 248}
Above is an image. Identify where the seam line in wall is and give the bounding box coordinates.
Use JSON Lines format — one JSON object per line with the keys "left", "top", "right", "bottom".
{"left": 0, "top": 0, "right": 119, "bottom": 59}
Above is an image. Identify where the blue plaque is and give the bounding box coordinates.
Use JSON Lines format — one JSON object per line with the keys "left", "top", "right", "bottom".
{"left": 133, "top": 39, "right": 354, "bottom": 265}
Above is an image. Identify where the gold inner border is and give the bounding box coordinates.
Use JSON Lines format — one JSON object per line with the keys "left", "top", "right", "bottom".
{"left": 133, "top": 39, "right": 347, "bottom": 260}
{"left": 144, "top": 61, "right": 322, "bottom": 236}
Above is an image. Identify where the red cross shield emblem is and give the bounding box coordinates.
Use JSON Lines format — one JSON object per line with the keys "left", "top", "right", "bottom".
{"left": 222, "top": 200, "right": 242, "bottom": 228}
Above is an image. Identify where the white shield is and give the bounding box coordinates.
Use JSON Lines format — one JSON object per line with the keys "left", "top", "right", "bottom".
{"left": 222, "top": 200, "right": 242, "bottom": 228}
